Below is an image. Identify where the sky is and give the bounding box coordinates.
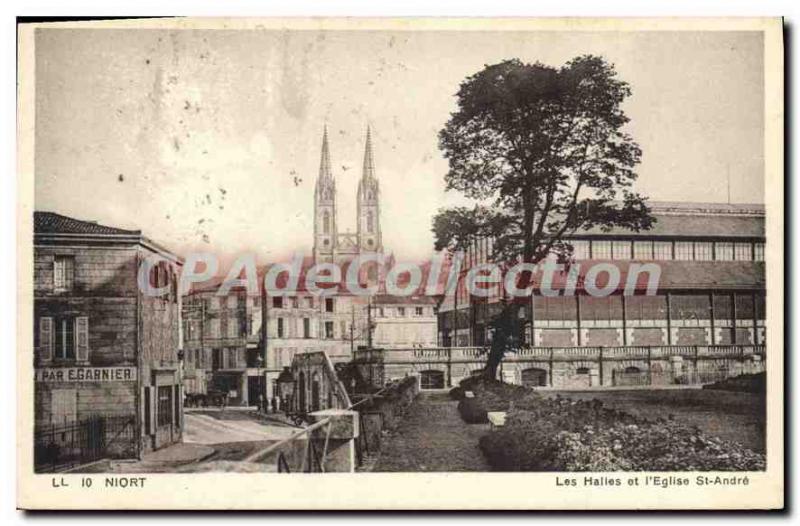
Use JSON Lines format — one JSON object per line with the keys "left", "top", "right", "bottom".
{"left": 34, "top": 28, "right": 765, "bottom": 265}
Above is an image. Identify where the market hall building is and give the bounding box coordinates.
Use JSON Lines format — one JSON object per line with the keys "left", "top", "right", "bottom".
{"left": 434, "top": 202, "right": 766, "bottom": 389}
{"left": 33, "top": 211, "right": 184, "bottom": 469}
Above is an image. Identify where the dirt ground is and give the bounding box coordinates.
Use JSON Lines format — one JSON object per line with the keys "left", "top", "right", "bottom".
{"left": 545, "top": 389, "right": 766, "bottom": 453}
{"left": 369, "top": 391, "right": 491, "bottom": 472}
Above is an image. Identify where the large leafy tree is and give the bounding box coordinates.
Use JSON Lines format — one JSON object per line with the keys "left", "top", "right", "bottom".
{"left": 433, "top": 56, "right": 654, "bottom": 378}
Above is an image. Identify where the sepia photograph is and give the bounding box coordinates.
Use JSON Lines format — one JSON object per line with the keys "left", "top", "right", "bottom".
{"left": 15, "top": 16, "right": 784, "bottom": 510}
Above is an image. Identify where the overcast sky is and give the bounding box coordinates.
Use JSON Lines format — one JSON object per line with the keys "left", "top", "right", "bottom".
{"left": 34, "top": 28, "right": 764, "bottom": 265}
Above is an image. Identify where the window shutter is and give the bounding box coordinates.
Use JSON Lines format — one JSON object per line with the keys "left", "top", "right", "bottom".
{"left": 39, "top": 317, "right": 53, "bottom": 362}
{"left": 75, "top": 317, "right": 89, "bottom": 362}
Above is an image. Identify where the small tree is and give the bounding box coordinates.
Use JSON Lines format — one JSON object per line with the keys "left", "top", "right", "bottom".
{"left": 433, "top": 56, "right": 654, "bottom": 379}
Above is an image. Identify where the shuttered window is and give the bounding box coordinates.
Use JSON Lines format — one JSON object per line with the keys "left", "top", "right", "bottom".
{"left": 53, "top": 317, "right": 75, "bottom": 360}
{"left": 39, "top": 317, "right": 53, "bottom": 362}
{"left": 75, "top": 316, "right": 89, "bottom": 362}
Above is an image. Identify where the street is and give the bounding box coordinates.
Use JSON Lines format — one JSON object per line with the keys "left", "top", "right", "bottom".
{"left": 102, "top": 409, "right": 299, "bottom": 473}
{"left": 183, "top": 410, "right": 298, "bottom": 445}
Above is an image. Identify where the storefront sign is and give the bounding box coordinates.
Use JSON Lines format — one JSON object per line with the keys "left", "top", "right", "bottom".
{"left": 35, "top": 367, "right": 137, "bottom": 383}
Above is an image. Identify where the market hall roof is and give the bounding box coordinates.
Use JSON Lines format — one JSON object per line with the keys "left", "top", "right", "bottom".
{"left": 573, "top": 202, "right": 765, "bottom": 239}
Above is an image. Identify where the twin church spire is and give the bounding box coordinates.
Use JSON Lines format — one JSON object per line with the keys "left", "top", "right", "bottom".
{"left": 313, "top": 125, "right": 383, "bottom": 264}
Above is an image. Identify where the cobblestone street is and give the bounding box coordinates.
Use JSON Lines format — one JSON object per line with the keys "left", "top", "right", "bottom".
{"left": 369, "top": 391, "right": 491, "bottom": 472}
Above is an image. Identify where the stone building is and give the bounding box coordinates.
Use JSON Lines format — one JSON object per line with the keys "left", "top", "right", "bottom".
{"left": 181, "top": 284, "right": 266, "bottom": 406}
{"left": 33, "top": 211, "right": 184, "bottom": 455}
{"left": 262, "top": 125, "right": 431, "bottom": 398}
{"left": 371, "top": 294, "right": 438, "bottom": 349}
{"left": 434, "top": 202, "right": 767, "bottom": 388}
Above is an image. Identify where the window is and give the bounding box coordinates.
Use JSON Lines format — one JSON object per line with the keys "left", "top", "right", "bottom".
{"left": 419, "top": 370, "right": 445, "bottom": 390}
{"left": 325, "top": 321, "right": 334, "bottom": 339}
{"left": 415, "top": 307, "right": 424, "bottom": 316}
{"left": 570, "top": 240, "right": 590, "bottom": 260}
{"left": 694, "top": 242, "right": 713, "bottom": 261}
{"left": 209, "top": 318, "right": 220, "bottom": 338}
{"left": 157, "top": 386, "right": 173, "bottom": 427}
{"left": 291, "top": 297, "right": 298, "bottom": 309}
{"left": 323, "top": 211, "right": 331, "bottom": 234}
{"left": 54, "top": 317, "right": 75, "bottom": 360}
{"left": 397, "top": 307, "right": 406, "bottom": 317}
{"left": 576, "top": 367, "right": 590, "bottom": 375}
{"left": 305, "top": 297, "right": 314, "bottom": 309}
{"left": 592, "top": 241, "right": 612, "bottom": 259}
{"left": 227, "top": 314, "right": 238, "bottom": 338}
{"left": 277, "top": 318, "right": 284, "bottom": 338}
{"left": 378, "top": 307, "right": 385, "bottom": 317}
{"left": 367, "top": 211, "right": 374, "bottom": 233}
{"left": 754, "top": 242, "right": 765, "bottom": 261}
{"left": 53, "top": 256, "right": 75, "bottom": 291}
{"left": 672, "top": 295, "right": 711, "bottom": 323}
{"left": 325, "top": 298, "right": 334, "bottom": 313}
{"left": 734, "top": 242, "right": 752, "bottom": 261}
{"left": 51, "top": 389, "right": 77, "bottom": 423}
{"left": 272, "top": 297, "right": 283, "bottom": 308}
{"left": 653, "top": 241, "right": 673, "bottom": 260}
{"left": 633, "top": 241, "right": 653, "bottom": 260}
{"left": 303, "top": 318, "right": 311, "bottom": 339}
{"left": 715, "top": 242, "right": 734, "bottom": 261}
{"left": 612, "top": 241, "right": 631, "bottom": 260}
{"left": 735, "top": 294, "right": 755, "bottom": 320}
{"left": 205, "top": 297, "right": 216, "bottom": 311}
{"left": 212, "top": 349, "right": 222, "bottom": 370}
{"left": 674, "top": 242, "right": 693, "bottom": 261}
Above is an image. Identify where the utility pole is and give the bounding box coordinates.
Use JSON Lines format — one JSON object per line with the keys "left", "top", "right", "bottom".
{"left": 367, "top": 296, "right": 373, "bottom": 349}
{"left": 261, "top": 288, "right": 268, "bottom": 369}
{"left": 350, "top": 305, "right": 355, "bottom": 354}
{"left": 726, "top": 164, "right": 731, "bottom": 204}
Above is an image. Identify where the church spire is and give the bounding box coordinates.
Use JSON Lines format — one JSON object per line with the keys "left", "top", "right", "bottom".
{"left": 319, "top": 125, "right": 332, "bottom": 180}
{"left": 362, "top": 125, "right": 375, "bottom": 180}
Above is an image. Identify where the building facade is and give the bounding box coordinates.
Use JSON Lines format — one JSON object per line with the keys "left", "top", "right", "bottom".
{"left": 434, "top": 202, "right": 767, "bottom": 388}
{"left": 371, "top": 295, "right": 438, "bottom": 349}
{"left": 33, "top": 212, "right": 184, "bottom": 459}
{"left": 181, "top": 286, "right": 266, "bottom": 406}
{"left": 313, "top": 125, "right": 383, "bottom": 271}
{"left": 262, "top": 126, "right": 438, "bottom": 398}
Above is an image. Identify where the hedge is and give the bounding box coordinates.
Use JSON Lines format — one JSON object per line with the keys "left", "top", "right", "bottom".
{"left": 704, "top": 372, "right": 766, "bottom": 394}
{"left": 455, "top": 378, "right": 533, "bottom": 424}
{"left": 471, "top": 381, "right": 766, "bottom": 472}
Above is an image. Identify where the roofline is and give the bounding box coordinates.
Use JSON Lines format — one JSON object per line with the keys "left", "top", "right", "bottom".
{"left": 647, "top": 201, "right": 765, "bottom": 217}
{"left": 34, "top": 231, "right": 184, "bottom": 264}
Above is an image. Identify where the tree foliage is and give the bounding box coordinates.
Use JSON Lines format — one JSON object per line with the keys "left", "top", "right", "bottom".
{"left": 433, "top": 56, "right": 654, "bottom": 376}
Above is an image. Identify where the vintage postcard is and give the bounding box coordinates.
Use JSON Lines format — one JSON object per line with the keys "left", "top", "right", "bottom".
{"left": 17, "top": 17, "right": 783, "bottom": 510}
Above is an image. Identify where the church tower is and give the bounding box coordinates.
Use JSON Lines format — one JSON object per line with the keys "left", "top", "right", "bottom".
{"left": 357, "top": 126, "right": 382, "bottom": 253}
{"left": 313, "top": 126, "right": 337, "bottom": 263}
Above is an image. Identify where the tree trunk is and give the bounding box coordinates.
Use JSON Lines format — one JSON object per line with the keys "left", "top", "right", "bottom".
{"left": 483, "top": 300, "right": 527, "bottom": 380}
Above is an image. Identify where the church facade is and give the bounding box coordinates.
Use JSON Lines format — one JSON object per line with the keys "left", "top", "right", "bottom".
{"left": 313, "top": 126, "right": 383, "bottom": 268}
